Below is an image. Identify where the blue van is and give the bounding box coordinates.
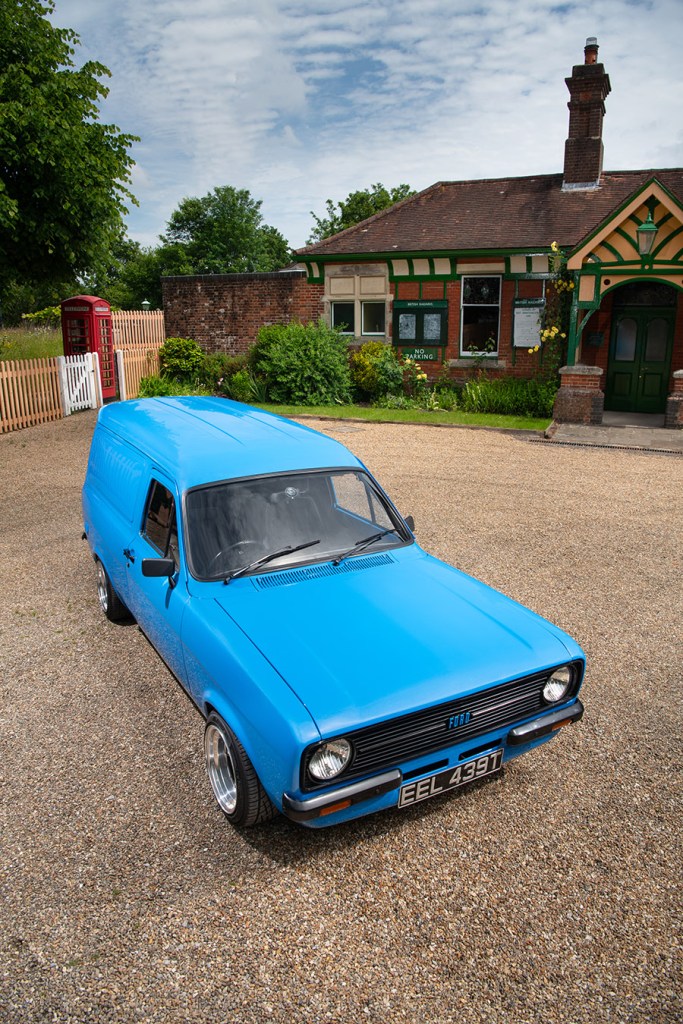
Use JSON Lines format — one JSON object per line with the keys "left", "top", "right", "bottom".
{"left": 82, "top": 397, "right": 585, "bottom": 828}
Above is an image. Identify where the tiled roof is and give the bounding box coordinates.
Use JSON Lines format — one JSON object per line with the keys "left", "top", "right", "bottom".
{"left": 297, "top": 169, "right": 683, "bottom": 258}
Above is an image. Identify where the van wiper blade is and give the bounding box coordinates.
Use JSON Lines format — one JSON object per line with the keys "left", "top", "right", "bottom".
{"left": 332, "top": 527, "right": 397, "bottom": 567}
{"left": 224, "top": 539, "right": 321, "bottom": 584}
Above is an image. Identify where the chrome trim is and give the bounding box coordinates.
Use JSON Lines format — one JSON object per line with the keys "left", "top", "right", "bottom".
{"left": 282, "top": 769, "right": 402, "bottom": 822}
{"left": 507, "top": 701, "right": 584, "bottom": 745}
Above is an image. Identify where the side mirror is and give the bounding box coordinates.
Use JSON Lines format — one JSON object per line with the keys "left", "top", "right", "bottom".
{"left": 404, "top": 515, "right": 415, "bottom": 533}
{"left": 142, "top": 557, "right": 177, "bottom": 578}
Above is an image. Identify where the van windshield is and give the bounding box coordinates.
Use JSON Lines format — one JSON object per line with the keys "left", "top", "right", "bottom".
{"left": 184, "top": 469, "right": 409, "bottom": 581}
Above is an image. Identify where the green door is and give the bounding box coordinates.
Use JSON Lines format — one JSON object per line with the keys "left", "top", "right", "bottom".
{"left": 605, "top": 308, "right": 674, "bottom": 413}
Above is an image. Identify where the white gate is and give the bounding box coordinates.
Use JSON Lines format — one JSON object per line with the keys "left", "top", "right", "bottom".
{"left": 57, "top": 352, "right": 103, "bottom": 415}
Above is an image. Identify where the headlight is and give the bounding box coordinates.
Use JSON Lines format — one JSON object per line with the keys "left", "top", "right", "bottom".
{"left": 543, "top": 665, "right": 574, "bottom": 704}
{"left": 308, "top": 738, "right": 352, "bottom": 781}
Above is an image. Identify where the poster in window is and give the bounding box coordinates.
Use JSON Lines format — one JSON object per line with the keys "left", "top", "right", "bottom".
{"left": 423, "top": 313, "right": 442, "bottom": 341}
{"left": 398, "top": 313, "right": 416, "bottom": 341}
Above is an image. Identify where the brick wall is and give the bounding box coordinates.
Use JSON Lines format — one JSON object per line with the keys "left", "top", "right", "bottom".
{"left": 162, "top": 272, "right": 324, "bottom": 355}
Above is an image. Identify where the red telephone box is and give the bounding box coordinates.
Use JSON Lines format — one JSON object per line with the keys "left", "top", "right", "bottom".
{"left": 61, "top": 295, "right": 116, "bottom": 399}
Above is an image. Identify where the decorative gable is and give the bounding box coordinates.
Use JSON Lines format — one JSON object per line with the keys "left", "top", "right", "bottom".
{"left": 568, "top": 179, "right": 683, "bottom": 272}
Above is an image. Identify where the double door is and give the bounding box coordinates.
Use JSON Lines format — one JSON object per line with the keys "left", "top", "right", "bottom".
{"left": 606, "top": 308, "right": 674, "bottom": 414}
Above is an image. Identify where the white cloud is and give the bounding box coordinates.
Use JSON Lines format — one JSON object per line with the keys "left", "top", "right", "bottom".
{"left": 50, "top": 0, "right": 683, "bottom": 249}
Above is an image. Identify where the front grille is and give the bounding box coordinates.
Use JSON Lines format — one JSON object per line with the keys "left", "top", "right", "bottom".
{"left": 302, "top": 662, "right": 582, "bottom": 789}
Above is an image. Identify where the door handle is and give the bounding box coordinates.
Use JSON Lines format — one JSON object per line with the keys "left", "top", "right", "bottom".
{"left": 123, "top": 547, "right": 135, "bottom": 563}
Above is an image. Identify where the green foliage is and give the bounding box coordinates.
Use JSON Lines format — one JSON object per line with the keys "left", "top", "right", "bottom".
{"left": 163, "top": 186, "right": 291, "bottom": 274}
{"left": 138, "top": 375, "right": 210, "bottom": 398}
{"left": 432, "top": 387, "right": 459, "bottom": 411}
{"left": 459, "top": 377, "right": 558, "bottom": 418}
{"left": 158, "top": 337, "right": 204, "bottom": 383}
{"left": 228, "top": 368, "right": 256, "bottom": 403}
{"left": 21, "top": 306, "right": 61, "bottom": 328}
{"left": 350, "top": 341, "right": 403, "bottom": 400}
{"left": 401, "top": 357, "right": 430, "bottom": 401}
{"left": 84, "top": 237, "right": 192, "bottom": 310}
{"left": 0, "top": 275, "right": 76, "bottom": 326}
{"left": 308, "top": 183, "right": 416, "bottom": 243}
{"left": 197, "top": 352, "right": 248, "bottom": 395}
{"left": 373, "top": 393, "right": 422, "bottom": 410}
{"left": 250, "top": 320, "right": 352, "bottom": 406}
{"left": 0, "top": 0, "right": 138, "bottom": 299}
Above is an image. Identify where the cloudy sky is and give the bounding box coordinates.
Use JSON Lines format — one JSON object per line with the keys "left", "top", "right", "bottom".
{"left": 50, "top": 0, "right": 683, "bottom": 251}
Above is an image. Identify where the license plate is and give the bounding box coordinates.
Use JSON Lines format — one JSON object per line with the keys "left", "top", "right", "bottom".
{"left": 398, "top": 748, "right": 504, "bottom": 808}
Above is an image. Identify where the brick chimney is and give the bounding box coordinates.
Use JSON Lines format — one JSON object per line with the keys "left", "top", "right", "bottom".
{"left": 562, "top": 38, "right": 611, "bottom": 190}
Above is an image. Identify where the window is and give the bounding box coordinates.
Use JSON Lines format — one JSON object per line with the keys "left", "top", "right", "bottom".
{"left": 461, "top": 276, "right": 501, "bottom": 355}
{"left": 392, "top": 301, "right": 448, "bottom": 348}
{"left": 361, "top": 302, "right": 386, "bottom": 336}
{"left": 332, "top": 301, "right": 386, "bottom": 336}
{"left": 185, "top": 470, "right": 409, "bottom": 580}
{"left": 326, "top": 267, "right": 388, "bottom": 338}
{"left": 332, "top": 302, "right": 355, "bottom": 334}
{"left": 143, "top": 480, "right": 179, "bottom": 566}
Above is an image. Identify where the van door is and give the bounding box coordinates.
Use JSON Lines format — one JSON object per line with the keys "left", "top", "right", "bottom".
{"left": 124, "top": 474, "right": 190, "bottom": 687}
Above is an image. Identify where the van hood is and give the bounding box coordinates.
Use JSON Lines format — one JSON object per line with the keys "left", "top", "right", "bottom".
{"left": 214, "top": 550, "right": 576, "bottom": 736}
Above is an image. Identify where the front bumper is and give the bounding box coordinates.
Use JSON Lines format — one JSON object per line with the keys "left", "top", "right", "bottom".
{"left": 507, "top": 700, "right": 584, "bottom": 744}
{"left": 282, "top": 699, "right": 584, "bottom": 823}
{"left": 282, "top": 769, "right": 401, "bottom": 822}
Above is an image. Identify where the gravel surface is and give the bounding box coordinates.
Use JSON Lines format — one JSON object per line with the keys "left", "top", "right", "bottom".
{"left": 1, "top": 411, "right": 681, "bottom": 1024}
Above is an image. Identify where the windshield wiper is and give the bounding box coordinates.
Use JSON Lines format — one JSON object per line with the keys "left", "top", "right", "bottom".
{"left": 223, "top": 539, "right": 321, "bottom": 584}
{"left": 332, "top": 527, "right": 398, "bottom": 567}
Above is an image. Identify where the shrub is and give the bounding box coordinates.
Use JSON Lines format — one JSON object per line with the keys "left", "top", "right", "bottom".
{"left": 433, "top": 388, "right": 458, "bottom": 411}
{"left": 228, "top": 368, "right": 256, "bottom": 403}
{"left": 137, "top": 374, "right": 211, "bottom": 398}
{"left": 21, "top": 305, "right": 62, "bottom": 329}
{"left": 159, "top": 337, "right": 204, "bottom": 383}
{"left": 350, "top": 341, "right": 403, "bottom": 400}
{"left": 459, "top": 377, "right": 558, "bottom": 418}
{"left": 198, "top": 352, "right": 249, "bottom": 395}
{"left": 250, "top": 319, "right": 352, "bottom": 405}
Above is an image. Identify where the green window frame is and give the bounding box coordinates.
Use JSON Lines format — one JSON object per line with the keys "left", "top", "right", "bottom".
{"left": 392, "top": 300, "right": 448, "bottom": 347}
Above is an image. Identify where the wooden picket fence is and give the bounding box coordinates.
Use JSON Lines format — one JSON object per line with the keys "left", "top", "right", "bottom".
{"left": 112, "top": 309, "right": 164, "bottom": 400}
{"left": 0, "top": 357, "right": 64, "bottom": 432}
{"left": 116, "top": 345, "right": 162, "bottom": 401}
{"left": 112, "top": 309, "right": 165, "bottom": 349}
{"left": 1, "top": 310, "right": 167, "bottom": 432}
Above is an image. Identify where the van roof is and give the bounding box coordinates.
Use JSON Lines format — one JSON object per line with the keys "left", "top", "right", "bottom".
{"left": 97, "top": 397, "right": 361, "bottom": 490}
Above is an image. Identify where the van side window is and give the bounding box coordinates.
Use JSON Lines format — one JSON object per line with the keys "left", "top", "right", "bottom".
{"left": 143, "top": 480, "right": 178, "bottom": 565}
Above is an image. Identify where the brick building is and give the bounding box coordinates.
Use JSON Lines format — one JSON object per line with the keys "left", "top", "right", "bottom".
{"left": 162, "top": 39, "right": 683, "bottom": 426}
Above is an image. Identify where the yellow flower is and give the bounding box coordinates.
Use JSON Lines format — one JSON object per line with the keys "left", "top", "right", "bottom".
{"left": 527, "top": 348, "right": 534, "bottom": 354}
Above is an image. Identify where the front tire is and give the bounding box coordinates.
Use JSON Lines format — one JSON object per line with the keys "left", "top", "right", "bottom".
{"left": 96, "top": 559, "right": 130, "bottom": 622}
{"left": 204, "top": 713, "right": 276, "bottom": 827}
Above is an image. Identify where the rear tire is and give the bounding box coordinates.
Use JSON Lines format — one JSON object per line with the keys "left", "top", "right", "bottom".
{"left": 204, "top": 713, "right": 276, "bottom": 827}
{"left": 96, "top": 559, "right": 131, "bottom": 623}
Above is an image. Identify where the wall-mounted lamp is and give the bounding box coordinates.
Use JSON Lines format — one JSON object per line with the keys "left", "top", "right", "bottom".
{"left": 636, "top": 200, "right": 658, "bottom": 256}
{"left": 141, "top": 298, "right": 151, "bottom": 311}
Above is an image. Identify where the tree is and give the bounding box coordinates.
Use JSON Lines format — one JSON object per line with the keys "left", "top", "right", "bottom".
{"left": 308, "top": 183, "right": 416, "bottom": 243}
{"left": 86, "top": 237, "right": 193, "bottom": 310}
{"left": 0, "top": 0, "right": 137, "bottom": 299}
{"left": 162, "top": 186, "right": 292, "bottom": 274}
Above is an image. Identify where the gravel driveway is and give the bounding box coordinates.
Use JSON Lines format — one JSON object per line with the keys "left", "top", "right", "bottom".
{"left": 1, "top": 411, "right": 681, "bottom": 1024}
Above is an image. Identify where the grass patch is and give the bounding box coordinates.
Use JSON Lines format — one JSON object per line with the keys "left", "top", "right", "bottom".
{"left": 257, "top": 403, "right": 550, "bottom": 432}
{"left": 0, "top": 327, "right": 63, "bottom": 361}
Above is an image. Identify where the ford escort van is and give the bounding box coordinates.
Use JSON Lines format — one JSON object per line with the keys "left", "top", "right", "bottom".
{"left": 82, "top": 396, "right": 585, "bottom": 828}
